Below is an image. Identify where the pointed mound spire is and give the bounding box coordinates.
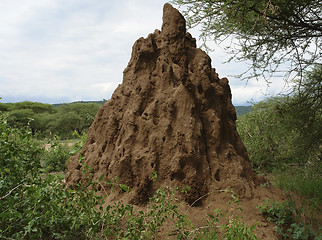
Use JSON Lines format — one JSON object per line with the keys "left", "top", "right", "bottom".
{"left": 161, "top": 3, "right": 186, "bottom": 38}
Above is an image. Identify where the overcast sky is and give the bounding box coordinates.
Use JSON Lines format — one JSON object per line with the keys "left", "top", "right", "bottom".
{"left": 0, "top": 0, "right": 289, "bottom": 105}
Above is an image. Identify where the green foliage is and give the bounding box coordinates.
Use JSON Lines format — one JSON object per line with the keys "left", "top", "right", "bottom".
{"left": 42, "top": 140, "right": 72, "bottom": 172}
{"left": 237, "top": 68, "right": 321, "bottom": 212}
{"left": 184, "top": 207, "right": 258, "bottom": 239}
{"left": 235, "top": 106, "right": 252, "bottom": 116}
{"left": 0, "top": 114, "right": 259, "bottom": 239}
{"left": 0, "top": 102, "right": 9, "bottom": 111}
{"left": 258, "top": 200, "right": 320, "bottom": 239}
{"left": 284, "top": 65, "right": 322, "bottom": 159}
{"left": 150, "top": 170, "right": 158, "bottom": 182}
{"left": 41, "top": 131, "right": 87, "bottom": 172}
{"left": 2, "top": 101, "right": 101, "bottom": 139}
{"left": 237, "top": 68, "right": 321, "bottom": 172}
{"left": 0, "top": 113, "right": 98, "bottom": 239}
{"left": 237, "top": 98, "right": 299, "bottom": 171}
{"left": 0, "top": 113, "right": 43, "bottom": 194}
{"left": 49, "top": 103, "right": 100, "bottom": 138}
{"left": 1, "top": 173, "right": 109, "bottom": 239}
{"left": 272, "top": 167, "right": 322, "bottom": 210}
{"left": 221, "top": 216, "right": 258, "bottom": 240}
{"left": 5, "top": 101, "right": 54, "bottom": 113}
{"left": 52, "top": 100, "right": 107, "bottom": 108}
{"left": 4, "top": 101, "right": 54, "bottom": 135}
{"left": 0, "top": 113, "right": 45, "bottom": 238}
{"left": 172, "top": 0, "right": 321, "bottom": 82}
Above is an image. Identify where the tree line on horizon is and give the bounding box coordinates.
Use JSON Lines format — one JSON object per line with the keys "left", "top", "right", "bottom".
{"left": 0, "top": 101, "right": 102, "bottom": 139}
{"left": 0, "top": 100, "right": 252, "bottom": 139}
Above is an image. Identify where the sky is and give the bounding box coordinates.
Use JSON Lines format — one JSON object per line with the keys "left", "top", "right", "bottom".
{"left": 0, "top": 0, "right": 290, "bottom": 106}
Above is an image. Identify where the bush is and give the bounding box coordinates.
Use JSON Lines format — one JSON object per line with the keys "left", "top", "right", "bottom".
{"left": 237, "top": 97, "right": 321, "bottom": 174}
{"left": 0, "top": 112, "right": 46, "bottom": 238}
{"left": 271, "top": 167, "right": 322, "bottom": 210}
{"left": 0, "top": 113, "right": 258, "bottom": 239}
{"left": 258, "top": 199, "right": 320, "bottom": 239}
{"left": 237, "top": 67, "right": 321, "bottom": 174}
{"left": 237, "top": 98, "right": 298, "bottom": 172}
{"left": 42, "top": 132, "right": 86, "bottom": 172}
{"left": 0, "top": 113, "right": 107, "bottom": 239}
{"left": 0, "top": 113, "right": 43, "bottom": 194}
{"left": 1, "top": 101, "right": 101, "bottom": 139}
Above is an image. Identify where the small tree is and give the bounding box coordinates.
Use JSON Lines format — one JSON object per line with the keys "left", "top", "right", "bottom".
{"left": 237, "top": 66, "right": 321, "bottom": 172}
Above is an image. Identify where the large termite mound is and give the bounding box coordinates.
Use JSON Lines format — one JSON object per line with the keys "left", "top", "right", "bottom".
{"left": 66, "top": 3, "right": 265, "bottom": 206}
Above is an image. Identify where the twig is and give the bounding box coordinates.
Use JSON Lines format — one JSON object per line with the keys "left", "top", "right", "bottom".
{"left": 185, "top": 189, "right": 232, "bottom": 215}
{"left": 247, "top": 130, "right": 253, "bottom": 138}
{"left": 184, "top": 192, "right": 212, "bottom": 215}
{"left": 0, "top": 184, "right": 23, "bottom": 200}
{"left": 188, "top": 225, "right": 211, "bottom": 236}
{"left": 97, "top": 181, "right": 108, "bottom": 196}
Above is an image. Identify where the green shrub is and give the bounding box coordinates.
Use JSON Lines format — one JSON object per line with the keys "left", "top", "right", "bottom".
{"left": 43, "top": 141, "right": 71, "bottom": 172}
{"left": 0, "top": 111, "right": 261, "bottom": 239}
{"left": 1, "top": 101, "right": 101, "bottom": 139}
{"left": 0, "top": 112, "right": 99, "bottom": 239}
{"left": 42, "top": 131, "right": 87, "bottom": 172}
{"left": 0, "top": 113, "right": 44, "bottom": 194}
{"left": 237, "top": 98, "right": 302, "bottom": 172}
{"left": 237, "top": 67, "right": 321, "bottom": 174}
{"left": 258, "top": 199, "right": 320, "bottom": 239}
{"left": 237, "top": 98, "right": 321, "bottom": 172}
{"left": 0, "top": 114, "right": 258, "bottom": 239}
{"left": 272, "top": 167, "right": 322, "bottom": 210}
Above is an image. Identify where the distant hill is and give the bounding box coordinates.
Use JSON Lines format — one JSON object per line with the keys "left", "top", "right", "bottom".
{"left": 52, "top": 100, "right": 107, "bottom": 108}
{"left": 235, "top": 106, "right": 252, "bottom": 116}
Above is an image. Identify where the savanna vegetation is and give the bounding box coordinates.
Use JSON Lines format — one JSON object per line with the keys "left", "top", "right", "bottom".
{"left": 0, "top": 109, "right": 261, "bottom": 239}
{"left": 1, "top": 68, "right": 321, "bottom": 239}
{"left": 0, "top": 101, "right": 102, "bottom": 139}
{"left": 236, "top": 66, "right": 321, "bottom": 239}
{"left": 1, "top": 0, "right": 321, "bottom": 238}
{"left": 237, "top": 66, "right": 321, "bottom": 186}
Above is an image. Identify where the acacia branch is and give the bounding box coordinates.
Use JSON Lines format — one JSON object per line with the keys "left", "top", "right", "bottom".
{"left": 248, "top": 5, "right": 322, "bottom": 33}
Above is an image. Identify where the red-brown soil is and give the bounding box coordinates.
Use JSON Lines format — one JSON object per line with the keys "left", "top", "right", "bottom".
{"left": 66, "top": 3, "right": 289, "bottom": 239}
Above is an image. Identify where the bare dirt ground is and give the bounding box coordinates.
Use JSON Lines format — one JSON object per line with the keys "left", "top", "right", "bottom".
{"left": 44, "top": 142, "right": 75, "bottom": 150}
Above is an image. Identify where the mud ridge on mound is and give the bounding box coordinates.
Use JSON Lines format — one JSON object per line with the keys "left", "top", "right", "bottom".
{"left": 66, "top": 4, "right": 287, "bottom": 239}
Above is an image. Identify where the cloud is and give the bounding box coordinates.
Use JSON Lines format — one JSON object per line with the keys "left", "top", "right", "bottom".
{"left": 0, "top": 0, "right": 165, "bottom": 103}
{"left": 0, "top": 0, "right": 288, "bottom": 105}
{"left": 230, "top": 76, "right": 293, "bottom": 105}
